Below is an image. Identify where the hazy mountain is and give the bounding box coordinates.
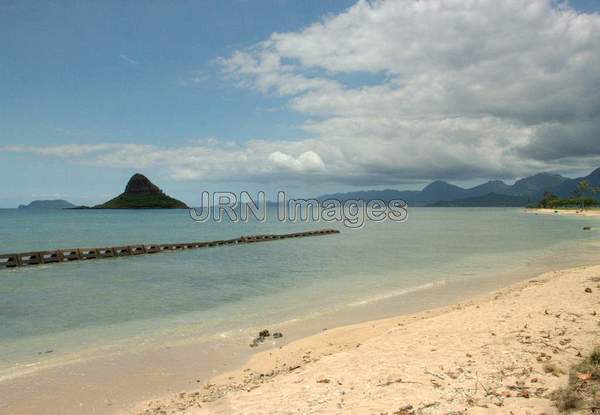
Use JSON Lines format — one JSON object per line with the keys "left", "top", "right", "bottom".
{"left": 427, "top": 193, "right": 529, "bottom": 207}
{"left": 466, "top": 180, "right": 512, "bottom": 196}
{"left": 18, "top": 199, "right": 76, "bottom": 209}
{"left": 552, "top": 167, "right": 600, "bottom": 198}
{"left": 317, "top": 189, "right": 419, "bottom": 204}
{"left": 316, "top": 167, "right": 600, "bottom": 207}
{"left": 507, "top": 173, "right": 568, "bottom": 198}
{"left": 419, "top": 180, "right": 467, "bottom": 202}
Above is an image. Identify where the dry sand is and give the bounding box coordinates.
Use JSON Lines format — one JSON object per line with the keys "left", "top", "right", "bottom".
{"left": 528, "top": 208, "right": 600, "bottom": 217}
{"left": 132, "top": 265, "right": 600, "bottom": 415}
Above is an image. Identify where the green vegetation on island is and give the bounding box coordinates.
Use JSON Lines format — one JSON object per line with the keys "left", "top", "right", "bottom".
{"left": 535, "top": 195, "right": 598, "bottom": 209}
{"left": 535, "top": 180, "right": 600, "bottom": 210}
{"left": 94, "top": 174, "right": 188, "bottom": 209}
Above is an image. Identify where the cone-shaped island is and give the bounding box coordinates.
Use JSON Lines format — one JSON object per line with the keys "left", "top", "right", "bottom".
{"left": 94, "top": 174, "right": 188, "bottom": 209}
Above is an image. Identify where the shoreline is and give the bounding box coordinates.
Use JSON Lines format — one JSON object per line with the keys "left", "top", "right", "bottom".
{"left": 527, "top": 207, "right": 600, "bottom": 217}
{"left": 0, "top": 264, "right": 552, "bottom": 415}
{"left": 2, "top": 245, "right": 600, "bottom": 414}
{"left": 134, "top": 264, "right": 600, "bottom": 415}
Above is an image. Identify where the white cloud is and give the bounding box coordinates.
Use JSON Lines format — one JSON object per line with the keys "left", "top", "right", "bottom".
{"left": 4, "top": 0, "right": 600, "bottom": 186}
{"left": 217, "top": 0, "right": 600, "bottom": 183}
{"left": 0, "top": 141, "right": 330, "bottom": 183}
{"left": 1, "top": 144, "right": 122, "bottom": 158}
{"left": 119, "top": 54, "right": 138, "bottom": 65}
{"left": 268, "top": 150, "right": 325, "bottom": 172}
{"left": 177, "top": 70, "right": 211, "bottom": 87}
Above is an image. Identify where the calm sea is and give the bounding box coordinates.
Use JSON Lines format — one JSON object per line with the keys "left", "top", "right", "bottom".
{"left": 0, "top": 208, "right": 598, "bottom": 379}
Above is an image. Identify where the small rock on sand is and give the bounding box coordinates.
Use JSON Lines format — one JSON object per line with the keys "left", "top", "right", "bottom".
{"left": 249, "top": 329, "right": 278, "bottom": 347}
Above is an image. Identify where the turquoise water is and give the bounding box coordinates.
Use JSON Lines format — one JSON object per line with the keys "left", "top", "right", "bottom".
{"left": 0, "top": 208, "right": 598, "bottom": 377}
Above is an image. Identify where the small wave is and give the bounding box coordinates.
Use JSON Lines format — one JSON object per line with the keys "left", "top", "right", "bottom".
{"left": 347, "top": 280, "right": 447, "bottom": 307}
{"left": 0, "top": 264, "right": 53, "bottom": 274}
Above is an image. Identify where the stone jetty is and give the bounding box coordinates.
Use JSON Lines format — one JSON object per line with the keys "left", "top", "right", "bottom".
{"left": 0, "top": 229, "right": 340, "bottom": 269}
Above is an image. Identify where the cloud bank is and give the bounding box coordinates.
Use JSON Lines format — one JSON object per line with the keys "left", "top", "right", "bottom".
{"left": 4, "top": 0, "right": 600, "bottom": 185}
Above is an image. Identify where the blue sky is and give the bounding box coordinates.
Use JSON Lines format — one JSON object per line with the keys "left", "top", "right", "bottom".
{"left": 0, "top": 0, "right": 355, "bottom": 206}
{"left": 1, "top": 0, "right": 599, "bottom": 207}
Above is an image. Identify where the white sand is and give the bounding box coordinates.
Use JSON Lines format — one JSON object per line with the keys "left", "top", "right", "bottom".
{"left": 528, "top": 208, "right": 600, "bottom": 217}
{"left": 134, "top": 265, "right": 600, "bottom": 414}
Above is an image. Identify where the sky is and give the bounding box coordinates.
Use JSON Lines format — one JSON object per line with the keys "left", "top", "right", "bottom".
{"left": 1, "top": 0, "right": 599, "bottom": 207}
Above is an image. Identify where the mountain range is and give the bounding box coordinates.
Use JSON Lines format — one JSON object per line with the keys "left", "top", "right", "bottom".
{"left": 317, "top": 167, "right": 600, "bottom": 207}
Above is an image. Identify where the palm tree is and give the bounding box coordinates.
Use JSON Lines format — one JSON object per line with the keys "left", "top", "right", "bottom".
{"left": 576, "top": 180, "right": 590, "bottom": 210}
{"left": 592, "top": 186, "right": 600, "bottom": 206}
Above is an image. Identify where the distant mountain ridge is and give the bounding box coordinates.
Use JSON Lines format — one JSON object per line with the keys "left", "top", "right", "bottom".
{"left": 18, "top": 199, "right": 76, "bottom": 209}
{"left": 427, "top": 193, "right": 529, "bottom": 207}
{"left": 506, "top": 173, "right": 568, "bottom": 198}
{"left": 317, "top": 167, "right": 600, "bottom": 207}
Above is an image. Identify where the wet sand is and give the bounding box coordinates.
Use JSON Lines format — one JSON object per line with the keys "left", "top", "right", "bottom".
{"left": 0, "top": 264, "right": 568, "bottom": 415}
{"left": 135, "top": 265, "right": 600, "bottom": 415}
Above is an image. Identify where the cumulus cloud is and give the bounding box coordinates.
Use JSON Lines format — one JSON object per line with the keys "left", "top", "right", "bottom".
{"left": 4, "top": 0, "right": 600, "bottom": 185}
{"left": 268, "top": 150, "right": 326, "bottom": 172}
{"left": 0, "top": 141, "right": 330, "bottom": 183}
{"left": 219, "top": 0, "right": 600, "bottom": 183}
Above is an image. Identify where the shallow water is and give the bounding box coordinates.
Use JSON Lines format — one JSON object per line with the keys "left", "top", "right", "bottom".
{"left": 0, "top": 207, "right": 598, "bottom": 379}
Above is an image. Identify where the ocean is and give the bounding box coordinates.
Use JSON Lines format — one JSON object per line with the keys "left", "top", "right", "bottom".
{"left": 0, "top": 207, "right": 598, "bottom": 381}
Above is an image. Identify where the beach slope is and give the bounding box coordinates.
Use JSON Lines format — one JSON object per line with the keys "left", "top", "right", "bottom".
{"left": 136, "top": 265, "right": 600, "bottom": 414}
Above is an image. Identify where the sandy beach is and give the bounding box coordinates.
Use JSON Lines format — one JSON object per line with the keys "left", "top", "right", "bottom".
{"left": 3, "top": 0, "right": 600, "bottom": 412}
{"left": 4, "top": 0, "right": 600, "bottom": 413}
{"left": 528, "top": 208, "right": 600, "bottom": 218}
{"left": 133, "top": 264, "right": 600, "bottom": 414}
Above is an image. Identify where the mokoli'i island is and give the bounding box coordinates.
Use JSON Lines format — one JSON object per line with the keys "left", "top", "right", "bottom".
{"left": 19, "top": 174, "right": 188, "bottom": 209}
{"left": 92, "top": 173, "right": 187, "bottom": 209}
{"left": 3, "top": 1, "right": 600, "bottom": 414}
